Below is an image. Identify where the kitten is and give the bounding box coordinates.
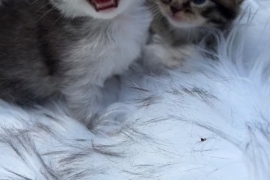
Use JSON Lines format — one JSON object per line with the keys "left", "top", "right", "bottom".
{"left": 0, "top": 0, "right": 151, "bottom": 124}
{"left": 143, "top": 0, "right": 244, "bottom": 68}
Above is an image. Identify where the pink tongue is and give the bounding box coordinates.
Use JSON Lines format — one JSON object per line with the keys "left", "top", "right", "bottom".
{"left": 95, "top": 0, "right": 112, "bottom": 3}
{"left": 92, "top": 0, "right": 116, "bottom": 10}
{"left": 95, "top": 0, "right": 114, "bottom": 6}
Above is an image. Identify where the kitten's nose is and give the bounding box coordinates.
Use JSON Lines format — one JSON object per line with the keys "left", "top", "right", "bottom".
{"left": 170, "top": 6, "right": 181, "bottom": 15}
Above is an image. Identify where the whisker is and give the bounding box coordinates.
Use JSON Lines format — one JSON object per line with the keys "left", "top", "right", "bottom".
{"left": 35, "top": 2, "right": 51, "bottom": 13}
{"left": 67, "top": 0, "right": 75, "bottom": 25}
{"left": 36, "top": 0, "right": 61, "bottom": 23}
{"left": 52, "top": 14, "right": 64, "bottom": 26}
{"left": 30, "top": 0, "right": 39, "bottom": 5}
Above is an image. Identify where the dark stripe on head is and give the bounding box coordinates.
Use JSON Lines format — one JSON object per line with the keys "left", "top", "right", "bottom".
{"left": 211, "top": 0, "right": 239, "bottom": 20}
{"left": 201, "top": 0, "right": 241, "bottom": 27}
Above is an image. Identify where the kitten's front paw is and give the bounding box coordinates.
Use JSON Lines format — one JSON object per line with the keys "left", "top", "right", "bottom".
{"left": 150, "top": 44, "right": 195, "bottom": 68}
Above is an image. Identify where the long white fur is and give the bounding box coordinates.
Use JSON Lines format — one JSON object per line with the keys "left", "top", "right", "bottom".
{"left": 0, "top": 0, "right": 269, "bottom": 179}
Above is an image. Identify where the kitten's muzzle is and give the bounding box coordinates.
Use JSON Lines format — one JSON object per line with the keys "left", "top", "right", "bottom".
{"left": 170, "top": 5, "right": 192, "bottom": 16}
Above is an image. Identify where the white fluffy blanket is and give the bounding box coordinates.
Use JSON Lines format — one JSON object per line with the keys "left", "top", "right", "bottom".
{"left": 0, "top": 0, "right": 270, "bottom": 179}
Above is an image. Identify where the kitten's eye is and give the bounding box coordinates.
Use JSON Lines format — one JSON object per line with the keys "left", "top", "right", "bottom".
{"left": 192, "top": 0, "right": 207, "bottom": 5}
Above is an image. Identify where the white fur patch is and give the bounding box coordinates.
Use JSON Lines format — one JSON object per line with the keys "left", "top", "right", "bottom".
{"left": 51, "top": 0, "right": 145, "bottom": 19}
{"left": 61, "top": 1, "right": 151, "bottom": 121}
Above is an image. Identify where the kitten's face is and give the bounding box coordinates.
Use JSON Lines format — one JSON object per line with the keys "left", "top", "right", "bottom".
{"left": 51, "top": 0, "right": 139, "bottom": 19}
{"left": 154, "top": 0, "right": 243, "bottom": 28}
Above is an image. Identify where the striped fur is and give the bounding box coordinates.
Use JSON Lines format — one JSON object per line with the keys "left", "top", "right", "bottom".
{"left": 141, "top": 0, "right": 244, "bottom": 70}
{"left": 149, "top": 0, "right": 244, "bottom": 28}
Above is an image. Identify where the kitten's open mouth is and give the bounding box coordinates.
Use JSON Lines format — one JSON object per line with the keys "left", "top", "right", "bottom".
{"left": 88, "top": 0, "right": 119, "bottom": 11}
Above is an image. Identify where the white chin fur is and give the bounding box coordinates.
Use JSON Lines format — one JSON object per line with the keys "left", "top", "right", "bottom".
{"left": 52, "top": 0, "right": 142, "bottom": 19}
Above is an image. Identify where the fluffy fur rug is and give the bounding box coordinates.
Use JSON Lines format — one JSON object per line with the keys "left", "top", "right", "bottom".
{"left": 0, "top": 0, "right": 269, "bottom": 179}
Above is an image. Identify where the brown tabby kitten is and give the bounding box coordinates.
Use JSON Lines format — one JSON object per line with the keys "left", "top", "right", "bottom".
{"left": 143, "top": 0, "right": 244, "bottom": 68}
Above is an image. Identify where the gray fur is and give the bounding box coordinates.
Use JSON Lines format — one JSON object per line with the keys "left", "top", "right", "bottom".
{"left": 0, "top": 0, "right": 151, "bottom": 123}
{"left": 141, "top": 0, "right": 244, "bottom": 70}
{"left": 146, "top": 0, "right": 244, "bottom": 46}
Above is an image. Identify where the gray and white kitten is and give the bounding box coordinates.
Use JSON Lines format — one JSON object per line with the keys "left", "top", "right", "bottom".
{"left": 0, "top": 0, "right": 151, "bottom": 124}
{"left": 143, "top": 0, "right": 244, "bottom": 68}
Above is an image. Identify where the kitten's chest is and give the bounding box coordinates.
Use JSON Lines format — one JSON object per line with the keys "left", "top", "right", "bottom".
{"left": 66, "top": 10, "right": 151, "bottom": 86}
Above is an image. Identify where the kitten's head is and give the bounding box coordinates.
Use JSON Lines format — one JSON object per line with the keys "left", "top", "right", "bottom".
{"left": 153, "top": 0, "right": 244, "bottom": 28}
{"left": 51, "top": 0, "right": 140, "bottom": 19}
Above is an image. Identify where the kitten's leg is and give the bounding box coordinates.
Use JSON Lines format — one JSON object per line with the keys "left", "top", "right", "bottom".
{"left": 142, "top": 34, "right": 196, "bottom": 71}
{"left": 102, "top": 75, "right": 121, "bottom": 107}
{"left": 143, "top": 43, "right": 195, "bottom": 70}
{"left": 63, "top": 76, "right": 121, "bottom": 127}
{"left": 63, "top": 84, "right": 104, "bottom": 125}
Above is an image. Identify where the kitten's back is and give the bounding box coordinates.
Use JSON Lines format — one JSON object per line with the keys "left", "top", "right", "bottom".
{"left": 0, "top": 0, "right": 61, "bottom": 104}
